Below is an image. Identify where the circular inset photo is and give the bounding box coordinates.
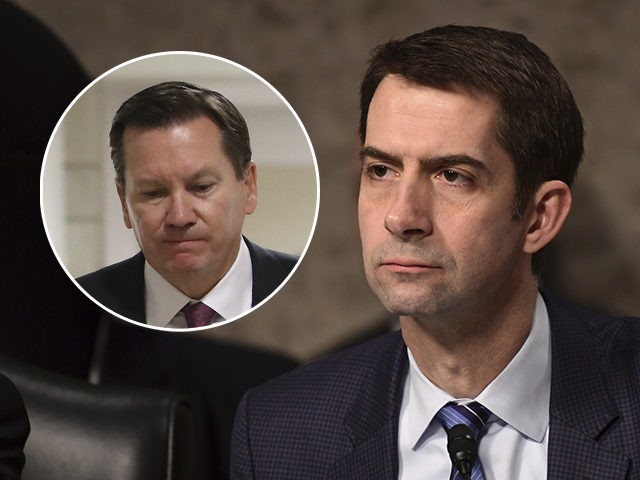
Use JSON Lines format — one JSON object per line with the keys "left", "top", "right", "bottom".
{"left": 41, "top": 52, "right": 319, "bottom": 331}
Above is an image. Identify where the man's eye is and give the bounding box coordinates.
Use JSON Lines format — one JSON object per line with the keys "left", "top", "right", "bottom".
{"left": 367, "top": 165, "right": 392, "bottom": 179}
{"left": 373, "top": 165, "right": 388, "bottom": 177}
{"left": 142, "top": 190, "right": 163, "bottom": 198}
{"left": 440, "top": 169, "right": 469, "bottom": 185}
{"left": 192, "top": 184, "right": 213, "bottom": 193}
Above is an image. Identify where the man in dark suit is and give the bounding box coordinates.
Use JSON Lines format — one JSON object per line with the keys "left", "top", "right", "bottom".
{"left": 77, "top": 82, "right": 297, "bottom": 328}
{"left": 231, "top": 26, "right": 640, "bottom": 478}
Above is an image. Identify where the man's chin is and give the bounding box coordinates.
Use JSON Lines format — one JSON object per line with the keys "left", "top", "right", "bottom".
{"left": 167, "top": 259, "right": 209, "bottom": 274}
{"left": 370, "top": 281, "right": 451, "bottom": 318}
{"left": 156, "top": 253, "right": 212, "bottom": 275}
{"left": 375, "top": 291, "right": 432, "bottom": 316}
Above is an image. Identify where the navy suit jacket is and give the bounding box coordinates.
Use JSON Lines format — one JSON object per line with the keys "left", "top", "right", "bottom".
{"left": 231, "top": 291, "right": 640, "bottom": 479}
{"left": 77, "top": 237, "right": 297, "bottom": 324}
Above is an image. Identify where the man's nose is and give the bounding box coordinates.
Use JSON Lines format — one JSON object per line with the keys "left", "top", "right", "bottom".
{"left": 165, "top": 192, "right": 197, "bottom": 228}
{"left": 384, "top": 178, "right": 433, "bottom": 241}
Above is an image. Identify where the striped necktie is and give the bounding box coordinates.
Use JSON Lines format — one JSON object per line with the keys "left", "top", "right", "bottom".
{"left": 436, "top": 401, "right": 492, "bottom": 480}
{"left": 181, "top": 301, "right": 222, "bottom": 328}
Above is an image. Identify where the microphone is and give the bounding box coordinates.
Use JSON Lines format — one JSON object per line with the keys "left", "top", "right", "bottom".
{"left": 446, "top": 424, "right": 478, "bottom": 480}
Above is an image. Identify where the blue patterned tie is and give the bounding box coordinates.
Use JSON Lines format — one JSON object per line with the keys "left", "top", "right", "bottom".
{"left": 181, "top": 301, "right": 223, "bottom": 328}
{"left": 436, "top": 402, "right": 492, "bottom": 480}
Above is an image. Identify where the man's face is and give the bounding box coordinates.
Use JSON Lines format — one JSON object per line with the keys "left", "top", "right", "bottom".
{"left": 359, "top": 75, "right": 531, "bottom": 321}
{"left": 117, "top": 115, "right": 256, "bottom": 294}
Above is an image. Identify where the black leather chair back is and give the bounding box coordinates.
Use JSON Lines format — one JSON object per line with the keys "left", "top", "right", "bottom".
{"left": 0, "top": 356, "right": 194, "bottom": 480}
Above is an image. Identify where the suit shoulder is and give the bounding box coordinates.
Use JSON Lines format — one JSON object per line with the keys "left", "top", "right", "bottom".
{"left": 544, "top": 289, "right": 640, "bottom": 367}
{"left": 549, "top": 291, "right": 640, "bottom": 343}
{"left": 76, "top": 253, "right": 144, "bottom": 291}
{"left": 592, "top": 314, "right": 640, "bottom": 364}
{"left": 245, "top": 239, "right": 298, "bottom": 272}
{"left": 268, "top": 248, "right": 298, "bottom": 269}
{"left": 232, "top": 331, "right": 405, "bottom": 477}
{"left": 244, "top": 331, "right": 403, "bottom": 410}
{"left": 75, "top": 253, "right": 146, "bottom": 322}
{"left": 244, "top": 239, "right": 300, "bottom": 306}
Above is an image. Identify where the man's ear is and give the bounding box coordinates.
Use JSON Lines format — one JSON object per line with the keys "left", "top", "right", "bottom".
{"left": 243, "top": 162, "right": 258, "bottom": 215}
{"left": 116, "top": 181, "right": 133, "bottom": 229}
{"left": 523, "top": 180, "right": 572, "bottom": 254}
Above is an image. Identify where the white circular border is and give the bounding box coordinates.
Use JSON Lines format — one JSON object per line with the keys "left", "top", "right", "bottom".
{"left": 40, "top": 51, "right": 320, "bottom": 333}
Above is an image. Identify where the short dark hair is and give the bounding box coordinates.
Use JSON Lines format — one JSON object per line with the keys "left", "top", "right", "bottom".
{"left": 110, "top": 81, "right": 252, "bottom": 184}
{"left": 360, "top": 25, "right": 584, "bottom": 219}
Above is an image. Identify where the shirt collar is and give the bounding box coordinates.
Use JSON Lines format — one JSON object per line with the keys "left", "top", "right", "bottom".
{"left": 144, "top": 237, "right": 253, "bottom": 328}
{"left": 200, "top": 237, "right": 253, "bottom": 320}
{"left": 476, "top": 293, "right": 550, "bottom": 442}
{"left": 403, "top": 292, "right": 551, "bottom": 448}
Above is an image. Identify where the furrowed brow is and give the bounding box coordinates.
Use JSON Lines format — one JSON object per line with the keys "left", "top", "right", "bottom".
{"left": 134, "top": 178, "right": 163, "bottom": 188}
{"left": 186, "top": 167, "right": 217, "bottom": 182}
{"left": 359, "top": 146, "right": 402, "bottom": 164}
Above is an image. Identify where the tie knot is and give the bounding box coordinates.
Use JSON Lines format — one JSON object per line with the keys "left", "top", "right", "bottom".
{"left": 436, "top": 401, "right": 491, "bottom": 439}
{"left": 181, "top": 301, "right": 221, "bottom": 328}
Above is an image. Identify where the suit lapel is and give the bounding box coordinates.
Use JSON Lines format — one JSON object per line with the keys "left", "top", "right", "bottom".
{"left": 244, "top": 238, "right": 272, "bottom": 306}
{"left": 544, "top": 291, "right": 630, "bottom": 479}
{"left": 123, "top": 252, "right": 146, "bottom": 323}
{"left": 326, "top": 331, "right": 408, "bottom": 479}
{"left": 326, "top": 418, "right": 399, "bottom": 479}
{"left": 547, "top": 420, "right": 629, "bottom": 479}
{"left": 244, "top": 236, "right": 296, "bottom": 306}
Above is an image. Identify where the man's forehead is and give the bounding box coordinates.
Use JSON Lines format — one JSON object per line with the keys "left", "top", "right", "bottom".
{"left": 370, "top": 75, "right": 499, "bottom": 115}
{"left": 122, "top": 114, "right": 220, "bottom": 140}
{"left": 120, "top": 116, "right": 226, "bottom": 167}
{"left": 366, "top": 77, "right": 500, "bottom": 144}
{"left": 363, "top": 77, "right": 511, "bottom": 178}
{"left": 120, "top": 116, "right": 234, "bottom": 181}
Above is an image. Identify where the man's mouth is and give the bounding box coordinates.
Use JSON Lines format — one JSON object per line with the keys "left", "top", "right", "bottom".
{"left": 379, "top": 258, "right": 440, "bottom": 273}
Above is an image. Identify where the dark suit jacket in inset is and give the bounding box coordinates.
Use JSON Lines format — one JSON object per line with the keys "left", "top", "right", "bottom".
{"left": 231, "top": 291, "right": 640, "bottom": 479}
{"left": 77, "top": 237, "right": 297, "bottom": 324}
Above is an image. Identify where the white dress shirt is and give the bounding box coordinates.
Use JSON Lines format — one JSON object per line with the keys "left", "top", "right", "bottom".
{"left": 398, "top": 293, "right": 550, "bottom": 479}
{"left": 144, "top": 237, "right": 253, "bottom": 329}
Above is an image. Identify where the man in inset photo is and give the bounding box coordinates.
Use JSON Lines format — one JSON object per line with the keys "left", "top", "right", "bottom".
{"left": 77, "top": 81, "right": 298, "bottom": 328}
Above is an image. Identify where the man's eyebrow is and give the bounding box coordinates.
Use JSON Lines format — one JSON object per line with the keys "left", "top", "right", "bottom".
{"left": 423, "top": 154, "right": 493, "bottom": 179}
{"left": 359, "top": 146, "right": 402, "bottom": 164}
{"left": 186, "top": 167, "right": 217, "bottom": 181}
{"left": 360, "top": 146, "right": 494, "bottom": 181}
{"left": 132, "top": 168, "right": 219, "bottom": 187}
{"left": 133, "top": 177, "right": 162, "bottom": 187}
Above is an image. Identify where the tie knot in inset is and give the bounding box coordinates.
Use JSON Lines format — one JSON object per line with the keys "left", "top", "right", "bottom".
{"left": 181, "top": 301, "right": 221, "bottom": 328}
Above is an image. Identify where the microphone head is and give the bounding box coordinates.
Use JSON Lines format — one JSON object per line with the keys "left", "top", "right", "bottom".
{"left": 446, "top": 424, "right": 478, "bottom": 479}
